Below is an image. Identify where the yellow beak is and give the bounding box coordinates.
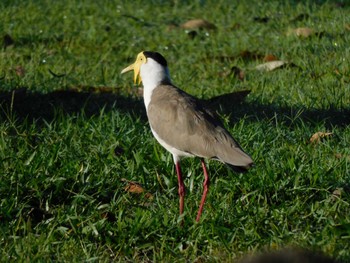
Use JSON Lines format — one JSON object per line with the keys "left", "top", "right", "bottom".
{"left": 121, "top": 61, "right": 142, "bottom": 85}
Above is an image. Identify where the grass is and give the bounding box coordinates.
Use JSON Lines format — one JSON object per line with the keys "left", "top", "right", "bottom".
{"left": 1, "top": 0, "right": 350, "bottom": 261}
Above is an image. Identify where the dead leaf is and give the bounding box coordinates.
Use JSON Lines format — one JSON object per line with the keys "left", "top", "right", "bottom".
{"left": 255, "top": 60, "right": 288, "bottom": 71}
{"left": 144, "top": 193, "right": 153, "bottom": 200}
{"left": 287, "top": 27, "right": 314, "bottom": 37}
{"left": 345, "top": 24, "right": 350, "bottom": 31}
{"left": 263, "top": 54, "right": 278, "bottom": 62}
{"left": 15, "top": 66, "right": 25, "bottom": 77}
{"left": 180, "top": 19, "right": 216, "bottom": 30}
{"left": 309, "top": 132, "right": 333, "bottom": 144}
{"left": 334, "top": 153, "right": 342, "bottom": 159}
{"left": 333, "top": 188, "right": 342, "bottom": 197}
{"left": 331, "top": 188, "right": 343, "bottom": 201}
{"left": 123, "top": 181, "right": 144, "bottom": 194}
{"left": 122, "top": 178, "right": 153, "bottom": 199}
{"left": 334, "top": 153, "right": 350, "bottom": 160}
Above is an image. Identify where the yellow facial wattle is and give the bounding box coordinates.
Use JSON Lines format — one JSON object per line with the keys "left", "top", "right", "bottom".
{"left": 121, "top": 52, "right": 147, "bottom": 85}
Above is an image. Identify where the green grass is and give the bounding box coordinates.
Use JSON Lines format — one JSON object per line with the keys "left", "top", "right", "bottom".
{"left": 1, "top": 0, "right": 350, "bottom": 262}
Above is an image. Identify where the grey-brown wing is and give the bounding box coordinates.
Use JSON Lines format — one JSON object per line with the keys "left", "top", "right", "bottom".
{"left": 147, "top": 85, "right": 253, "bottom": 168}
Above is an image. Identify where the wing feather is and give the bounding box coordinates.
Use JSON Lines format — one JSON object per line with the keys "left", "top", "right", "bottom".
{"left": 147, "top": 85, "right": 253, "bottom": 169}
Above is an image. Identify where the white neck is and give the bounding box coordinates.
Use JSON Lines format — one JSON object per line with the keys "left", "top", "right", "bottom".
{"left": 140, "top": 59, "right": 171, "bottom": 110}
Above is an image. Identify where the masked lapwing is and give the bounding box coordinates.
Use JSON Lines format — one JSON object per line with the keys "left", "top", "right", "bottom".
{"left": 121, "top": 51, "right": 253, "bottom": 222}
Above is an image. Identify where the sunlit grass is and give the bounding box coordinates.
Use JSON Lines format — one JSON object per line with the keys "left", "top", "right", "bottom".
{"left": 0, "top": 0, "right": 350, "bottom": 262}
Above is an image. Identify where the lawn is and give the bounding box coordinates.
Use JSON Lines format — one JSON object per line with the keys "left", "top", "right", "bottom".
{"left": 1, "top": 0, "right": 350, "bottom": 262}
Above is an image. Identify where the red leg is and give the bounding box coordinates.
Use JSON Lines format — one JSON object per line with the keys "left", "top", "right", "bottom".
{"left": 175, "top": 161, "right": 185, "bottom": 217}
{"left": 196, "top": 159, "right": 210, "bottom": 222}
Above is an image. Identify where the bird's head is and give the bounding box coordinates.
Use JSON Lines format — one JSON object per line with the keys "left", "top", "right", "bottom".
{"left": 121, "top": 51, "right": 169, "bottom": 85}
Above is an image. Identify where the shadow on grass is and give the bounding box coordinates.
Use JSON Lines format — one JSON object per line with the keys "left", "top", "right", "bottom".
{"left": 0, "top": 87, "right": 146, "bottom": 121}
{"left": 0, "top": 88, "right": 349, "bottom": 129}
{"left": 233, "top": 101, "right": 350, "bottom": 129}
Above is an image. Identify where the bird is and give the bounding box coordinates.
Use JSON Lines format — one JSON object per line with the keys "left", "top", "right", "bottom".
{"left": 121, "top": 51, "right": 253, "bottom": 222}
